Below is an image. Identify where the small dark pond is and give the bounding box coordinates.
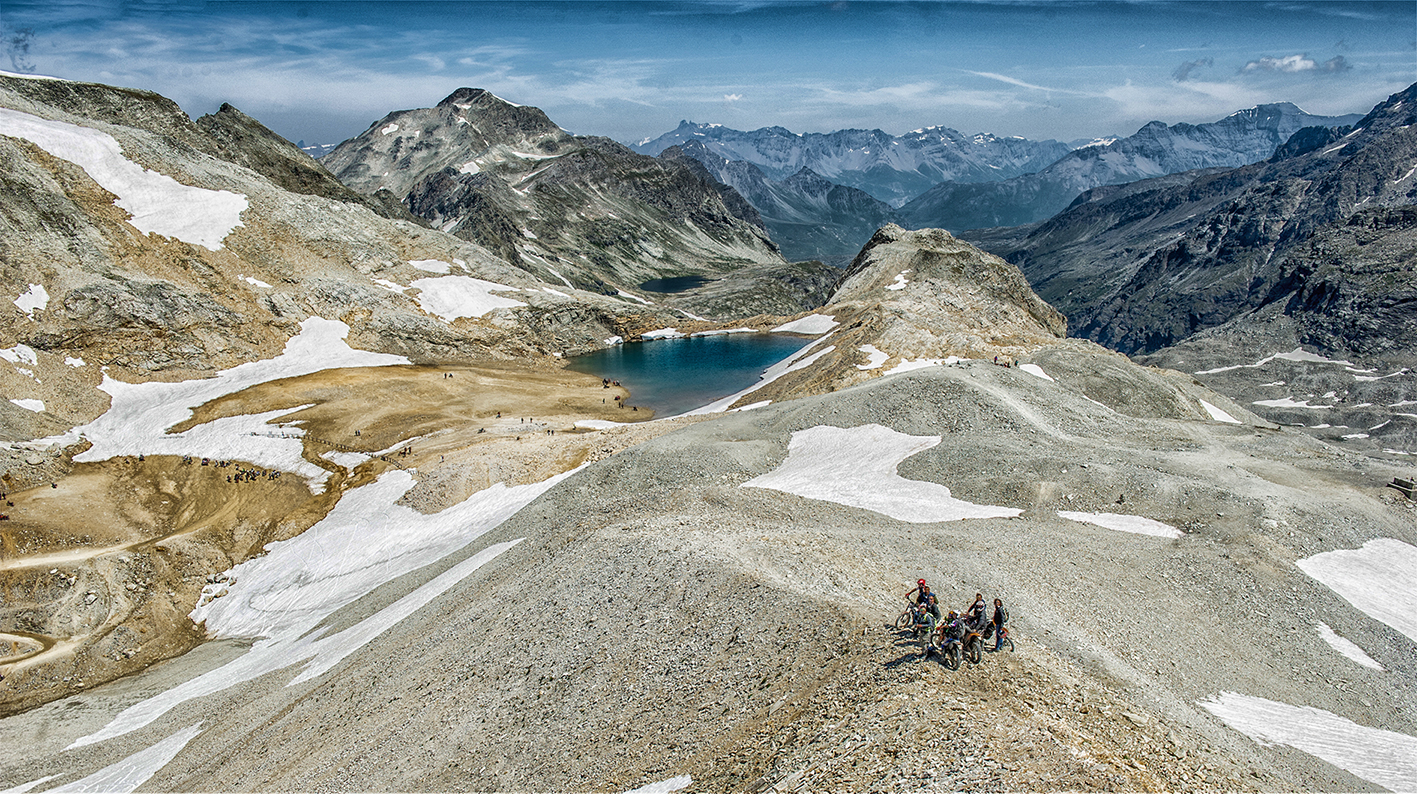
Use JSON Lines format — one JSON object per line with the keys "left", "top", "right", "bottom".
{"left": 565, "top": 333, "right": 808, "bottom": 417}
{"left": 638, "top": 275, "right": 711, "bottom": 293}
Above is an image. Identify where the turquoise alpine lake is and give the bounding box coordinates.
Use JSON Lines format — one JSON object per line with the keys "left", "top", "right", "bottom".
{"left": 565, "top": 333, "right": 811, "bottom": 417}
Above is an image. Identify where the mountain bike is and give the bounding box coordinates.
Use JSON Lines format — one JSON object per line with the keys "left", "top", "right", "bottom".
{"left": 932, "top": 628, "right": 964, "bottom": 670}
{"left": 963, "top": 624, "right": 984, "bottom": 665}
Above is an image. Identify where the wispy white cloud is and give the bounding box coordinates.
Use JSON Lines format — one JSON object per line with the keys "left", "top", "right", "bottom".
{"left": 1242, "top": 53, "right": 1351, "bottom": 74}
{"left": 962, "top": 70, "right": 1095, "bottom": 96}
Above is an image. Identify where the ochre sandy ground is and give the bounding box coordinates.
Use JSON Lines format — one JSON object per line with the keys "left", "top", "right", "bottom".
{"left": 0, "top": 360, "right": 692, "bottom": 715}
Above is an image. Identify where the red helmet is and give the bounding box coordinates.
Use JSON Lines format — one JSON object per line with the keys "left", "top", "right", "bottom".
{"left": 917, "top": 579, "right": 926, "bottom": 586}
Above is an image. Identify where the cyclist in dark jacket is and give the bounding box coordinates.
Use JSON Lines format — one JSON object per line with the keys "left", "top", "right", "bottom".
{"left": 966, "top": 592, "right": 987, "bottom": 625}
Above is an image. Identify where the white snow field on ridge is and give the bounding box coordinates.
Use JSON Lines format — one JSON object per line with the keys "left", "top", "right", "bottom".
{"left": 1296, "top": 538, "right": 1417, "bottom": 643}
{"left": 33, "top": 318, "right": 408, "bottom": 490}
{"left": 69, "top": 466, "right": 576, "bottom": 749}
{"left": 0, "top": 107, "right": 247, "bottom": 250}
{"left": 742, "top": 424, "right": 1021, "bottom": 522}
{"left": 1201, "top": 692, "right": 1417, "bottom": 792}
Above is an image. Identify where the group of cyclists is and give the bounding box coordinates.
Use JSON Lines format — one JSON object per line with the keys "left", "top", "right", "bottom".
{"left": 897, "top": 579, "right": 1012, "bottom": 667}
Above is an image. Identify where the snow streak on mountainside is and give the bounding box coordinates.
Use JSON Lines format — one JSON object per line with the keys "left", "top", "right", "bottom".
{"left": 632, "top": 120, "right": 1071, "bottom": 208}
{"left": 902, "top": 102, "right": 1363, "bottom": 232}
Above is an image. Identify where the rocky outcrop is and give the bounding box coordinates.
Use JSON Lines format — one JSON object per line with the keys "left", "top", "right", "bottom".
{"left": 720, "top": 225, "right": 1070, "bottom": 410}
{"left": 904, "top": 102, "right": 1362, "bottom": 232}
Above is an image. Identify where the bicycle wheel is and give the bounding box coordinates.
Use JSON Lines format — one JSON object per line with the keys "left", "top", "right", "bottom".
{"left": 895, "top": 610, "right": 912, "bottom": 630}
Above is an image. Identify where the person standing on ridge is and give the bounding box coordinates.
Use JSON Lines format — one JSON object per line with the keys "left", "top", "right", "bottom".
{"left": 991, "top": 598, "right": 1010, "bottom": 651}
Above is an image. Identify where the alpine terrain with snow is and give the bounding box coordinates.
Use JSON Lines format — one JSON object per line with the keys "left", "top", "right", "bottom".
{"left": 0, "top": 71, "right": 1414, "bottom": 794}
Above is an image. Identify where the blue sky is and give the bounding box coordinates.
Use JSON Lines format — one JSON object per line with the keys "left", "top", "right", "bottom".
{"left": 2, "top": 1, "right": 1413, "bottom": 147}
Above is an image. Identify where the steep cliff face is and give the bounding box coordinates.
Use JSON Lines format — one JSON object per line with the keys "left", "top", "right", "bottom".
{"left": 903, "top": 102, "right": 1362, "bottom": 232}
{"left": 322, "top": 90, "right": 796, "bottom": 314}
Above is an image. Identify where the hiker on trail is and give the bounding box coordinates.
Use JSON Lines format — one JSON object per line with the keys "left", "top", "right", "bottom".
{"left": 991, "top": 598, "right": 1009, "bottom": 651}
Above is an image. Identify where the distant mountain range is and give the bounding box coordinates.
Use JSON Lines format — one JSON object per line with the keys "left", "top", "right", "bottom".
{"left": 900, "top": 102, "right": 1363, "bottom": 231}
{"left": 969, "top": 86, "right": 1416, "bottom": 359}
{"left": 632, "top": 121, "right": 1072, "bottom": 208}
{"left": 635, "top": 103, "right": 1363, "bottom": 263}
{"left": 659, "top": 140, "right": 900, "bottom": 265}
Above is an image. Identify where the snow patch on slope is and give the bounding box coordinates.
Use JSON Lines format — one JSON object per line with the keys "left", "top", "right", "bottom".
{"left": 1200, "top": 692, "right": 1417, "bottom": 792}
{"left": 0, "top": 107, "right": 246, "bottom": 250}
{"left": 1200, "top": 399, "right": 1242, "bottom": 424}
{"left": 70, "top": 468, "right": 574, "bottom": 748}
{"left": 1296, "top": 539, "right": 1417, "bottom": 644}
{"left": 33, "top": 318, "right": 407, "bottom": 490}
{"left": 1315, "top": 622, "right": 1383, "bottom": 671}
{"left": 14, "top": 284, "right": 48, "bottom": 317}
{"left": 1059, "top": 511, "right": 1181, "bottom": 539}
{"left": 412, "top": 276, "right": 527, "bottom": 320}
{"left": 743, "top": 424, "right": 1021, "bottom": 523}
{"left": 771, "top": 314, "right": 838, "bottom": 335}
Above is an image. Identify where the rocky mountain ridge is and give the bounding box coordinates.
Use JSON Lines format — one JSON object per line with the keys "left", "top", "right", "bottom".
{"left": 320, "top": 89, "right": 835, "bottom": 320}
{"left": 968, "top": 82, "right": 1417, "bottom": 461}
{"left": 632, "top": 120, "right": 1073, "bottom": 207}
{"left": 662, "top": 140, "right": 900, "bottom": 265}
{"left": 902, "top": 102, "right": 1363, "bottom": 232}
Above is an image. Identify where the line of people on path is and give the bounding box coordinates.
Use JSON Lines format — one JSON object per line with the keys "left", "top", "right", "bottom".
{"left": 903, "top": 579, "right": 1010, "bottom": 653}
